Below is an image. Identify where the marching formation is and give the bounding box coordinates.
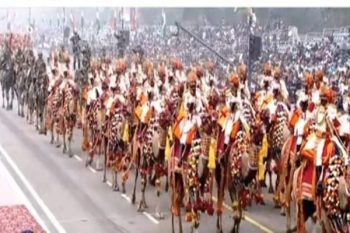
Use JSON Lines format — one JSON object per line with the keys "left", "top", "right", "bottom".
{"left": 0, "top": 36, "right": 350, "bottom": 233}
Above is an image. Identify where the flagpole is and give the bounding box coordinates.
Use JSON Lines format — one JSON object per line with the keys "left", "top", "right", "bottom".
{"left": 248, "top": 8, "right": 252, "bottom": 91}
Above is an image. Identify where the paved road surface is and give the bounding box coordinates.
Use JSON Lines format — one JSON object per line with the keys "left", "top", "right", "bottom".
{"left": 0, "top": 98, "right": 321, "bottom": 233}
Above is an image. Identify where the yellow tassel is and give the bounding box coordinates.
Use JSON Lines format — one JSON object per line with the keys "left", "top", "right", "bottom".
{"left": 165, "top": 132, "right": 171, "bottom": 161}
{"left": 258, "top": 133, "right": 268, "bottom": 181}
{"left": 178, "top": 102, "right": 185, "bottom": 118}
{"left": 168, "top": 126, "right": 173, "bottom": 142}
{"left": 208, "top": 138, "right": 216, "bottom": 169}
{"left": 122, "top": 122, "right": 129, "bottom": 142}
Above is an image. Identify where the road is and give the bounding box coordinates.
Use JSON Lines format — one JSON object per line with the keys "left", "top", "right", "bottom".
{"left": 0, "top": 98, "right": 320, "bottom": 233}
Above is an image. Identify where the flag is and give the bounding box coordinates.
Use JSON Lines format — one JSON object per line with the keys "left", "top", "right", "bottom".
{"left": 130, "top": 8, "right": 137, "bottom": 31}
{"left": 6, "top": 10, "right": 10, "bottom": 31}
{"left": 70, "top": 11, "right": 75, "bottom": 30}
{"left": 112, "top": 9, "right": 117, "bottom": 32}
{"left": 119, "top": 8, "right": 124, "bottom": 29}
{"left": 95, "top": 10, "right": 101, "bottom": 34}
{"left": 80, "top": 11, "right": 84, "bottom": 31}
{"left": 160, "top": 8, "right": 166, "bottom": 38}
{"left": 62, "top": 8, "right": 66, "bottom": 26}
{"left": 56, "top": 13, "right": 60, "bottom": 27}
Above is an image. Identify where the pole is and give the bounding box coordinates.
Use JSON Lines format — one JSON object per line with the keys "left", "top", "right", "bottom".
{"left": 247, "top": 9, "right": 253, "bottom": 92}
{"left": 175, "top": 21, "right": 235, "bottom": 67}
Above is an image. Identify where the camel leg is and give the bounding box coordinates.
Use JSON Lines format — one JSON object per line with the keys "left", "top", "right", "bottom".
{"left": 121, "top": 156, "right": 129, "bottom": 194}
{"left": 21, "top": 103, "right": 25, "bottom": 117}
{"left": 55, "top": 121, "right": 61, "bottom": 148}
{"left": 154, "top": 165, "right": 164, "bottom": 219}
{"left": 102, "top": 141, "right": 108, "bottom": 183}
{"left": 132, "top": 149, "right": 140, "bottom": 204}
{"left": 171, "top": 212, "right": 175, "bottom": 233}
{"left": 268, "top": 169, "right": 274, "bottom": 193}
{"left": 50, "top": 121, "right": 55, "bottom": 144}
{"left": 138, "top": 158, "right": 149, "bottom": 211}
{"left": 2, "top": 88, "right": 5, "bottom": 108}
{"left": 5, "top": 89, "right": 10, "bottom": 110}
{"left": 62, "top": 133, "right": 67, "bottom": 153}
{"left": 10, "top": 87, "right": 14, "bottom": 109}
{"left": 35, "top": 106, "right": 39, "bottom": 130}
{"left": 26, "top": 104, "right": 29, "bottom": 121}
{"left": 29, "top": 109, "right": 34, "bottom": 124}
{"left": 39, "top": 108, "right": 46, "bottom": 135}
{"left": 113, "top": 170, "right": 120, "bottom": 192}
{"left": 215, "top": 165, "right": 224, "bottom": 233}
{"left": 178, "top": 206, "right": 183, "bottom": 233}
{"left": 62, "top": 124, "right": 67, "bottom": 154}
{"left": 68, "top": 129, "right": 73, "bottom": 157}
{"left": 229, "top": 184, "right": 242, "bottom": 233}
{"left": 17, "top": 97, "right": 20, "bottom": 116}
{"left": 85, "top": 131, "right": 94, "bottom": 167}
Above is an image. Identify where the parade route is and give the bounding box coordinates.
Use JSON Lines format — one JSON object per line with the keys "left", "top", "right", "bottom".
{"left": 0, "top": 5, "right": 348, "bottom": 233}
{"left": 0, "top": 99, "right": 320, "bottom": 233}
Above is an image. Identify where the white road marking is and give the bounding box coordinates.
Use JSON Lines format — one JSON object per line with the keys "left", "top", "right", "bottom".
{"left": 73, "top": 154, "right": 82, "bottom": 162}
{"left": 212, "top": 196, "right": 274, "bottom": 233}
{"left": 106, "top": 181, "right": 112, "bottom": 187}
{"left": 0, "top": 144, "right": 67, "bottom": 233}
{"left": 121, "top": 194, "right": 132, "bottom": 203}
{"left": 119, "top": 193, "right": 159, "bottom": 225}
{"left": 142, "top": 211, "right": 160, "bottom": 225}
{"left": 88, "top": 166, "right": 97, "bottom": 174}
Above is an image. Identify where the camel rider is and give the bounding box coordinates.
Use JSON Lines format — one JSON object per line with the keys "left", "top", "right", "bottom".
{"left": 289, "top": 92, "right": 312, "bottom": 166}
{"left": 221, "top": 94, "right": 248, "bottom": 158}
{"left": 217, "top": 73, "right": 240, "bottom": 145}
{"left": 115, "top": 59, "right": 129, "bottom": 96}
{"left": 238, "top": 64, "right": 251, "bottom": 100}
{"left": 272, "top": 67, "right": 289, "bottom": 102}
{"left": 173, "top": 94, "right": 202, "bottom": 168}
{"left": 58, "top": 45, "right": 66, "bottom": 63}
{"left": 144, "top": 68, "right": 160, "bottom": 100}
{"left": 106, "top": 81, "right": 126, "bottom": 118}
{"left": 51, "top": 52, "right": 59, "bottom": 72}
{"left": 86, "top": 71, "right": 103, "bottom": 111}
{"left": 34, "top": 52, "right": 47, "bottom": 84}
{"left": 259, "top": 63, "right": 273, "bottom": 93}
{"left": 135, "top": 87, "right": 159, "bottom": 140}
{"left": 182, "top": 71, "right": 206, "bottom": 114}
{"left": 59, "top": 67, "right": 77, "bottom": 95}
{"left": 48, "top": 67, "right": 61, "bottom": 94}
{"left": 156, "top": 65, "right": 168, "bottom": 98}
{"left": 91, "top": 60, "right": 103, "bottom": 86}
{"left": 225, "top": 72, "right": 241, "bottom": 101}
{"left": 300, "top": 85, "right": 337, "bottom": 196}
{"left": 338, "top": 95, "right": 350, "bottom": 161}
{"left": 206, "top": 74, "right": 219, "bottom": 111}
{"left": 257, "top": 64, "right": 273, "bottom": 109}
{"left": 265, "top": 82, "right": 290, "bottom": 125}
{"left": 310, "top": 70, "right": 325, "bottom": 106}
{"left": 205, "top": 60, "right": 215, "bottom": 82}
{"left": 194, "top": 65, "right": 206, "bottom": 93}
